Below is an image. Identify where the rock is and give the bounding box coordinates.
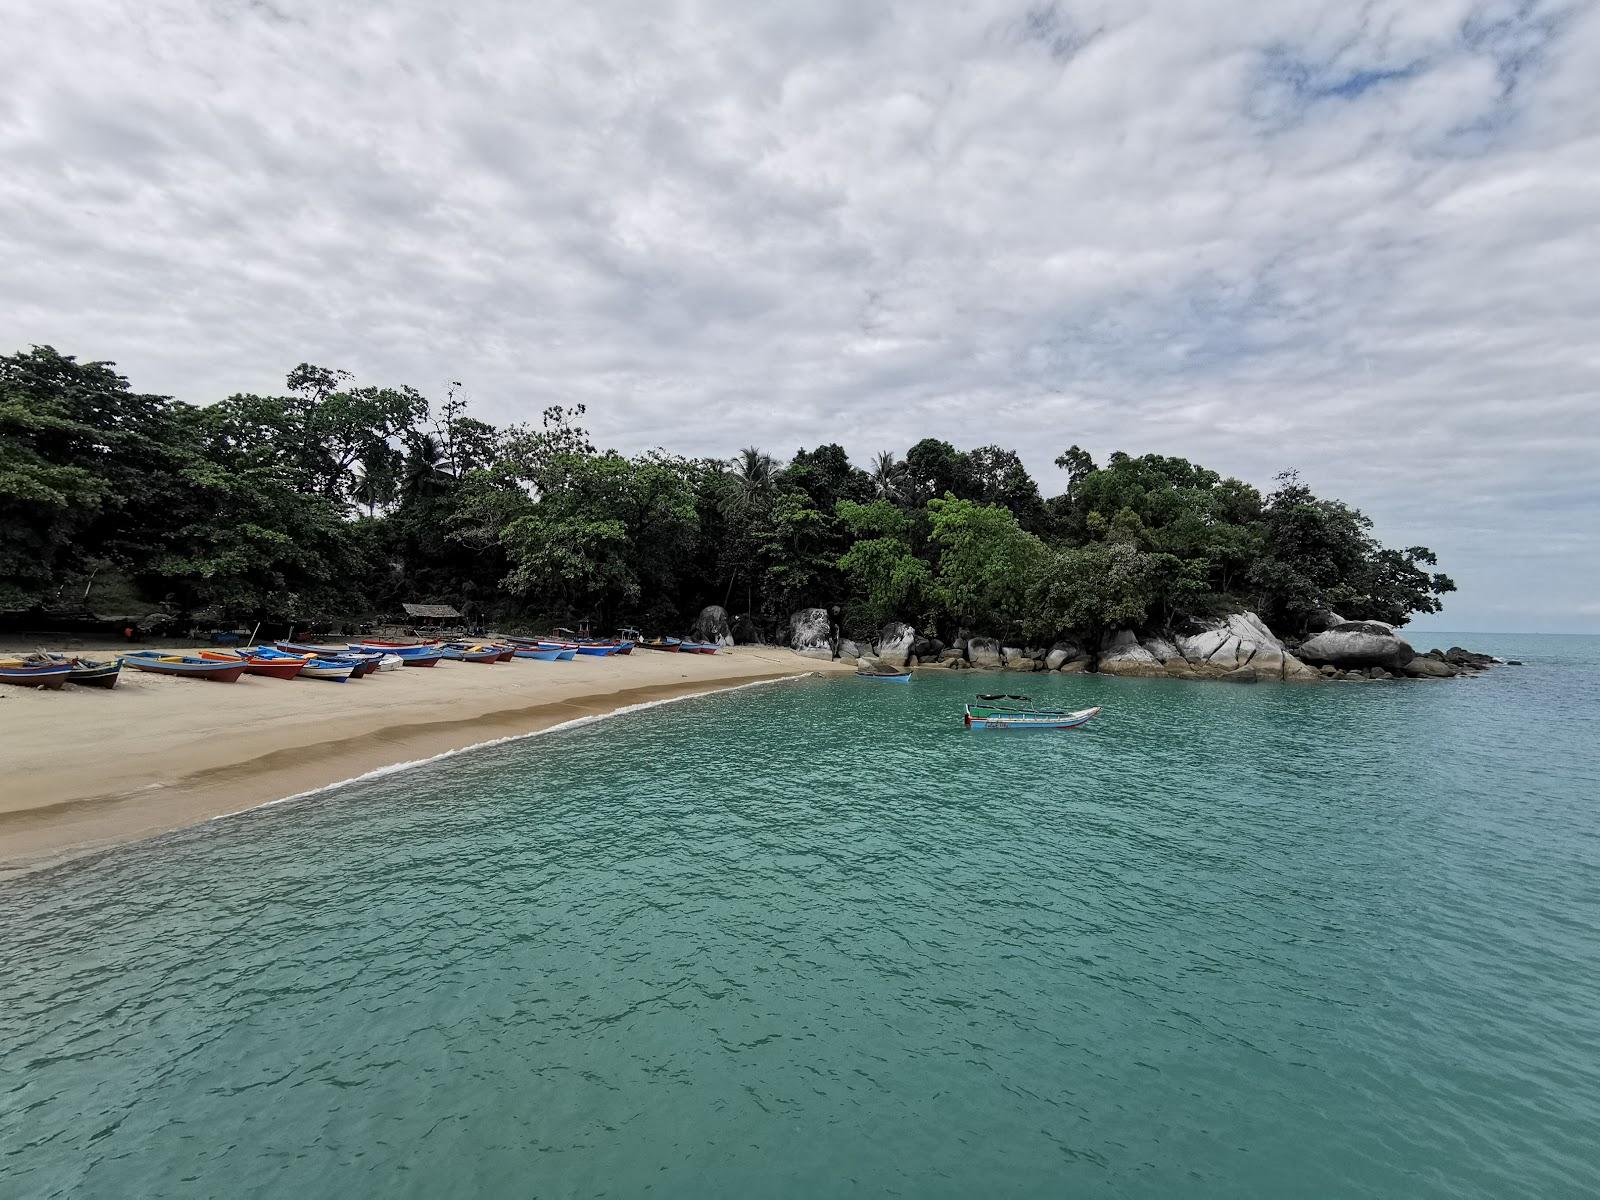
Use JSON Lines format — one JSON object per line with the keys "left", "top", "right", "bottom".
{"left": 1220, "top": 665, "right": 1260, "bottom": 683}
{"left": 1001, "top": 645, "right": 1026, "bottom": 664}
{"left": 836, "top": 638, "right": 866, "bottom": 661}
{"left": 1319, "top": 664, "right": 1338, "bottom": 677}
{"left": 1281, "top": 652, "right": 1321, "bottom": 682}
{"left": 1304, "top": 608, "right": 1344, "bottom": 633}
{"left": 1296, "top": 622, "right": 1415, "bottom": 671}
{"left": 1097, "top": 630, "right": 1166, "bottom": 678}
{"left": 1164, "top": 659, "right": 1196, "bottom": 678}
{"left": 690, "top": 605, "right": 734, "bottom": 646}
{"left": 1057, "top": 657, "right": 1091, "bottom": 674}
{"left": 730, "top": 612, "right": 763, "bottom": 644}
{"left": 877, "top": 621, "right": 916, "bottom": 666}
{"left": 1402, "top": 656, "right": 1457, "bottom": 679}
{"left": 1142, "top": 636, "right": 1179, "bottom": 663}
{"left": 1044, "top": 640, "right": 1084, "bottom": 671}
{"left": 1177, "top": 612, "right": 1287, "bottom": 674}
{"left": 966, "top": 636, "right": 1002, "bottom": 668}
{"left": 1444, "top": 646, "right": 1496, "bottom": 670}
{"left": 938, "top": 648, "right": 963, "bottom": 662}
{"left": 945, "top": 657, "right": 971, "bottom": 670}
{"left": 911, "top": 635, "right": 945, "bottom": 661}
{"left": 1367, "top": 666, "right": 1392, "bottom": 679}
{"left": 788, "top": 607, "right": 835, "bottom": 661}
{"left": 1506, "top": 660, "right": 1523, "bottom": 666}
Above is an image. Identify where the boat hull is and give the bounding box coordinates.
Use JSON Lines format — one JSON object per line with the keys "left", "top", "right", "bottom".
{"left": 123, "top": 654, "right": 247, "bottom": 682}
{"left": 0, "top": 664, "right": 73, "bottom": 689}
{"left": 855, "top": 671, "right": 912, "bottom": 683}
{"left": 964, "top": 704, "right": 1101, "bottom": 731}
{"left": 512, "top": 647, "right": 562, "bottom": 661}
{"left": 200, "top": 651, "right": 305, "bottom": 680}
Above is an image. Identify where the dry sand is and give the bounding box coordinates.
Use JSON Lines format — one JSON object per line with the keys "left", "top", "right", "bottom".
{"left": 0, "top": 644, "right": 845, "bottom": 878}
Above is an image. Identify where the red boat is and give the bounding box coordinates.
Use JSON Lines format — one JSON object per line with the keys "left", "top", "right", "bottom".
{"left": 200, "top": 650, "right": 307, "bottom": 680}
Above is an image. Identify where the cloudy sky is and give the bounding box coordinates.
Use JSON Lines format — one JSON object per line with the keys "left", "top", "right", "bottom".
{"left": 6, "top": 1, "right": 1597, "bottom": 632}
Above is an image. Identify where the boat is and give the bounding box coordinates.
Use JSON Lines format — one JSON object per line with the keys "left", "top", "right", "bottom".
{"left": 679, "top": 641, "right": 720, "bottom": 654}
{"left": 122, "top": 651, "right": 248, "bottom": 682}
{"left": 376, "top": 653, "right": 404, "bottom": 672}
{"left": 34, "top": 652, "right": 122, "bottom": 689}
{"left": 963, "top": 694, "right": 1101, "bottom": 731}
{"left": 533, "top": 640, "right": 580, "bottom": 660}
{"left": 855, "top": 669, "right": 912, "bottom": 683}
{"left": 440, "top": 642, "right": 502, "bottom": 663}
{"left": 511, "top": 646, "right": 563, "bottom": 661}
{"left": 573, "top": 642, "right": 620, "bottom": 657}
{"left": 636, "top": 637, "right": 682, "bottom": 652}
{"left": 199, "top": 649, "right": 306, "bottom": 680}
{"left": 0, "top": 659, "right": 74, "bottom": 689}
{"left": 275, "top": 642, "right": 383, "bottom": 677}
{"left": 347, "top": 642, "right": 442, "bottom": 667}
{"left": 491, "top": 643, "right": 516, "bottom": 662}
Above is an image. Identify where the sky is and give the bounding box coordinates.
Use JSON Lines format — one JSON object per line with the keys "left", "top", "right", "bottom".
{"left": 4, "top": 1, "right": 1598, "bottom": 633}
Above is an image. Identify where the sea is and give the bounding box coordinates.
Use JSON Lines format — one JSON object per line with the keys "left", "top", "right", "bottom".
{"left": 2, "top": 633, "right": 1597, "bottom": 1198}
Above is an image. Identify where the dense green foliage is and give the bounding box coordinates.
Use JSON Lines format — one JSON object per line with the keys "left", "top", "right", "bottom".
{"left": 0, "top": 346, "right": 1456, "bottom": 637}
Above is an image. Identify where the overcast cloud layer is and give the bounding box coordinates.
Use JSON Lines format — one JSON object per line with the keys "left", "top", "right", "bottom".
{"left": 5, "top": 0, "right": 1598, "bottom": 631}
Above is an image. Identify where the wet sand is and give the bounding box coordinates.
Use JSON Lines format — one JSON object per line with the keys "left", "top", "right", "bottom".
{"left": 0, "top": 645, "right": 842, "bottom": 879}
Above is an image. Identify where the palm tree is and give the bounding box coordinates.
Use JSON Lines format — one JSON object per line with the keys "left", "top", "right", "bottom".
{"left": 402, "top": 432, "right": 453, "bottom": 500}
{"left": 353, "top": 442, "right": 402, "bottom": 517}
{"left": 724, "top": 446, "right": 779, "bottom": 516}
{"left": 870, "top": 450, "right": 906, "bottom": 503}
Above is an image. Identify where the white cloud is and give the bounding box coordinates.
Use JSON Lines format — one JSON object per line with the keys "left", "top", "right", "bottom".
{"left": 3, "top": 0, "right": 1597, "bottom": 630}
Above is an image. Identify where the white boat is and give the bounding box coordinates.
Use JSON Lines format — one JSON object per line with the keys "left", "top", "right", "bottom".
{"left": 377, "top": 653, "right": 404, "bottom": 672}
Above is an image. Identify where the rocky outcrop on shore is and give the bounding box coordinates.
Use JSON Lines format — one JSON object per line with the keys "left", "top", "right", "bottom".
{"left": 785, "top": 607, "right": 1500, "bottom": 686}
{"left": 690, "top": 605, "right": 734, "bottom": 647}
{"left": 788, "top": 608, "right": 835, "bottom": 660}
{"left": 1296, "top": 621, "right": 1414, "bottom": 671}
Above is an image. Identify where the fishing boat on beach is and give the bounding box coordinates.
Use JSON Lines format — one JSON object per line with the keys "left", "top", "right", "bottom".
{"left": 199, "top": 649, "right": 304, "bottom": 680}
{"left": 123, "top": 651, "right": 248, "bottom": 683}
{"left": 0, "top": 659, "right": 75, "bottom": 689}
{"left": 679, "top": 642, "right": 720, "bottom": 654}
{"left": 440, "top": 642, "right": 503, "bottom": 663}
{"left": 275, "top": 642, "right": 384, "bottom": 676}
{"left": 511, "top": 645, "right": 563, "bottom": 661}
{"left": 963, "top": 694, "right": 1101, "bottom": 731}
{"left": 32, "top": 652, "right": 123, "bottom": 688}
{"left": 347, "top": 641, "right": 443, "bottom": 667}
{"left": 636, "top": 637, "right": 682, "bottom": 652}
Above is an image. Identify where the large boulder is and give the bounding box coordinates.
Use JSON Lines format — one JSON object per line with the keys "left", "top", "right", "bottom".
{"left": 877, "top": 621, "right": 916, "bottom": 666}
{"left": 1045, "top": 640, "right": 1085, "bottom": 671}
{"left": 1402, "top": 655, "right": 1457, "bottom": 678}
{"left": 1443, "top": 646, "right": 1496, "bottom": 670}
{"left": 1142, "top": 635, "right": 1179, "bottom": 663}
{"left": 910, "top": 634, "right": 944, "bottom": 661}
{"left": 690, "top": 605, "right": 734, "bottom": 647}
{"left": 731, "top": 612, "right": 763, "bottom": 644}
{"left": 1096, "top": 630, "right": 1165, "bottom": 678}
{"left": 788, "top": 607, "right": 835, "bottom": 661}
{"left": 836, "top": 638, "right": 867, "bottom": 661}
{"left": 1296, "top": 621, "right": 1415, "bottom": 670}
{"left": 966, "top": 636, "right": 1002, "bottom": 668}
{"left": 1178, "top": 612, "right": 1285, "bottom": 675}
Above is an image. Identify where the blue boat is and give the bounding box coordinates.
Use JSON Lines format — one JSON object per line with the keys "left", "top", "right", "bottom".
{"left": 512, "top": 646, "right": 563, "bottom": 662}
{"left": 855, "top": 669, "right": 912, "bottom": 683}
{"left": 963, "top": 696, "right": 1101, "bottom": 731}
{"left": 122, "top": 651, "right": 248, "bottom": 682}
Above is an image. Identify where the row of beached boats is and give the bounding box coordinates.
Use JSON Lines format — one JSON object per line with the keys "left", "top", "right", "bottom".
{"left": 0, "top": 632, "right": 711, "bottom": 689}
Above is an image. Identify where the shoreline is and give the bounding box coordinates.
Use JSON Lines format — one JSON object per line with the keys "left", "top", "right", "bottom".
{"left": 0, "top": 646, "right": 843, "bottom": 881}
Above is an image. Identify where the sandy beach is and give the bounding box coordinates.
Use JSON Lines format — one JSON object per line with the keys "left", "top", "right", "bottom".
{"left": 0, "top": 644, "right": 844, "bottom": 878}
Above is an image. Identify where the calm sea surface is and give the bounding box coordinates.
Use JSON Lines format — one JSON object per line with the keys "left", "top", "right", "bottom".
{"left": 3, "top": 634, "right": 1598, "bottom": 1198}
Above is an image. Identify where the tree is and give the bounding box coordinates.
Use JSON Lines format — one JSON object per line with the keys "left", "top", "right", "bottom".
{"left": 1024, "top": 543, "right": 1166, "bottom": 642}
{"left": 903, "top": 438, "right": 973, "bottom": 503}
{"left": 925, "top": 495, "right": 1047, "bottom": 629}
{"left": 835, "top": 499, "right": 929, "bottom": 628}
{"left": 869, "top": 450, "right": 908, "bottom": 503}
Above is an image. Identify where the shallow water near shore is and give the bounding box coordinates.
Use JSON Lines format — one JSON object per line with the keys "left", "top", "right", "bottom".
{"left": 4, "top": 633, "right": 1598, "bottom": 1198}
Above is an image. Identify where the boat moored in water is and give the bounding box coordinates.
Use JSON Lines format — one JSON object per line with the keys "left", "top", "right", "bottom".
{"left": 855, "top": 669, "right": 912, "bottom": 683}
{"left": 963, "top": 694, "right": 1101, "bottom": 731}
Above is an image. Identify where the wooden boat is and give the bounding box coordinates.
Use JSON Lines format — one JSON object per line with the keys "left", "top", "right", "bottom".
{"left": 573, "top": 642, "right": 620, "bottom": 657}
{"left": 534, "top": 641, "right": 580, "bottom": 660}
{"left": 512, "top": 646, "right": 563, "bottom": 661}
{"left": 440, "top": 643, "right": 502, "bottom": 663}
{"left": 491, "top": 644, "right": 516, "bottom": 662}
{"left": 123, "top": 651, "right": 248, "bottom": 682}
{"left": 35, "top": 652, "right": 122, "bottom": 688}
{"left": 855, "top": 669, "right": 912, "bottom": 683}
{"left": 200, "top": 649, "right": 306, "bottom": 680}
{"left": 275, "top": 642, "right": 382, "bottom": 677}
{"left": 0, "top": 659, "right": 74, "bottom": 689}
{"left": 347, "top": 643, "right": 440, "bottom": 668}
{"left": 637, "top": 637, "right": 682, "bottom": 652}
{"left": 963, "top": 695, "right": 1101, "bottom": 731}
{"left": 679, "top": 641, "right": 720, "bottom": 654}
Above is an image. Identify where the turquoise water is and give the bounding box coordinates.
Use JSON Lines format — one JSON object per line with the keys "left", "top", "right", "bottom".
{"left": 4, "top": 634, "right": 1598, "bottom": 1198}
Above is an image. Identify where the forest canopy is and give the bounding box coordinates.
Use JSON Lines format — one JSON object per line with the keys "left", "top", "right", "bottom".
{"left": 0, "top": 346, "right": 1455, "bottom": 638}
